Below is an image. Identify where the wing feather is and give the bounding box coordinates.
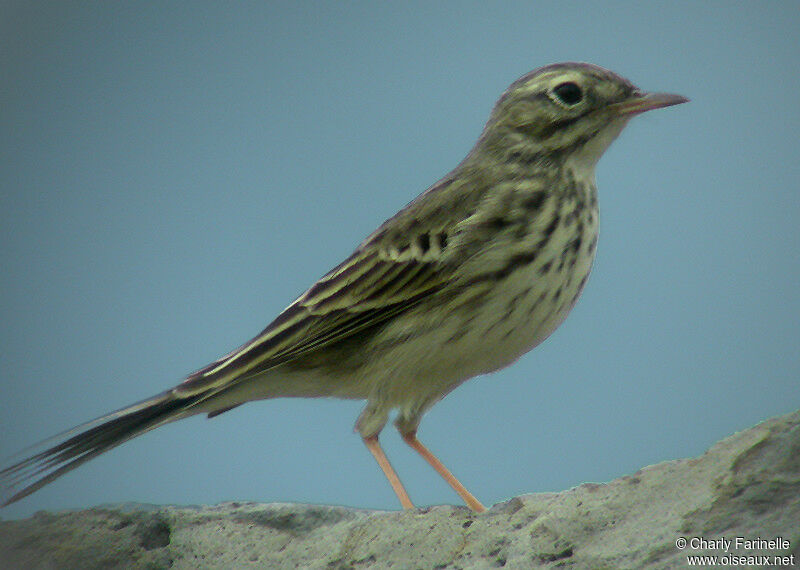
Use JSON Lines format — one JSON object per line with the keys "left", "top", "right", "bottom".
{"left": 176, "top": 236, "right": 450, "bottom": 396}
{"left": 175, "top": 165, "right": 496, "bottom": 397}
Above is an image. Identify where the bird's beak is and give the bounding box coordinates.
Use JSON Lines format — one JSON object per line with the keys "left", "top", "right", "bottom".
{"left": 610, "top": 92, "right": 689, "bottom": 116}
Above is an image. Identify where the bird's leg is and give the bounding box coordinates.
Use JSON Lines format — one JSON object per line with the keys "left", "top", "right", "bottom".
{"left": 400, "top": 430, "right": 486, "bottom": 512}
{"left": 362, "top": 435, "right": 415, "bottom": 509}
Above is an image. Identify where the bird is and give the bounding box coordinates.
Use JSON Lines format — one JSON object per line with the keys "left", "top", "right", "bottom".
{"left": 1, "top": 62, "right": 687, "bottom": 512}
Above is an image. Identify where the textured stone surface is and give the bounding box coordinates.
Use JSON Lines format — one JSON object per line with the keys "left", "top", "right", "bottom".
{"left": 1, "top": 410, "right": 799, "bottom": 569}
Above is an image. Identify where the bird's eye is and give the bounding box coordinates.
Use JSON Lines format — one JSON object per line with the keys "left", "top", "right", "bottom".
{"left": 552, "top": 82, "right": 583, "bottom": 106}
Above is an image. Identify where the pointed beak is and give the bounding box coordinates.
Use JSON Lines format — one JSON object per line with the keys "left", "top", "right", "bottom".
{"left": 610, "top": 91, "right": 689, "bottom": 116}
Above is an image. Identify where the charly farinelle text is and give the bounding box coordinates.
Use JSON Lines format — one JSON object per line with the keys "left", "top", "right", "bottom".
{"left": 676, "top": 536, "right": 795, "bottom": 568}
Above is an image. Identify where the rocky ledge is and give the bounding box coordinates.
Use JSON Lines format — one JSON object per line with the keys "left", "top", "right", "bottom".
{"left": 1, "top": 410, "right": 798, "bottom": 569}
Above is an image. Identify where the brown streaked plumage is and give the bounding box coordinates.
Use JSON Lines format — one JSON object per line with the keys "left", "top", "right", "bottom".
{"left": 1, "top": 63, "right": 687, "bottom": 511}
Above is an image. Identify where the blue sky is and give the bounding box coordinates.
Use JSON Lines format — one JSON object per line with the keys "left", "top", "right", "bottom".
{"left": 1, "top": 2, "right": 799, "bottom": 520}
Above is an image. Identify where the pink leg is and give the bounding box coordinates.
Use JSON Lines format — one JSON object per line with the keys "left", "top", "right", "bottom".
{"left": 363, "top": 435, "right": 415, "bottom": 509}
{"left": 401, "top": 431, "right": 486, "bottom": 512}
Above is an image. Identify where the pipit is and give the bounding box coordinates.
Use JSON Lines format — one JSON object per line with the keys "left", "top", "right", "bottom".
{"left": 1, "top": 62, "right": 687, "bottom": 512}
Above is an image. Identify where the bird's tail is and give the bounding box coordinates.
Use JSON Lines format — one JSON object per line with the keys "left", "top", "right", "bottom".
{"left": 1, "top": 389, "right": 204, "bottom": 507}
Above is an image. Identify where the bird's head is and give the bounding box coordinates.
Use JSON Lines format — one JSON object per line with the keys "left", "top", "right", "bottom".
{"left": 478, "top": 62, "right": 688, "bottom": 170}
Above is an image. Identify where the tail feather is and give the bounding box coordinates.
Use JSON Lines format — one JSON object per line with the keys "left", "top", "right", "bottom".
{"left": 1, "top": 390, "right": 201, "bottom": 507}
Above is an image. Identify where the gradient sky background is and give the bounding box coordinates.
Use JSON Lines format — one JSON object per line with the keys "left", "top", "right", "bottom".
{"left": 2, "top": 2, "right": 799, "bottom": 520}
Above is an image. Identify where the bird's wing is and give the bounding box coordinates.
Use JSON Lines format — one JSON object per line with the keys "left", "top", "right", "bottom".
{"left": 176, "top": 218, "right": 455, "bottom": 396}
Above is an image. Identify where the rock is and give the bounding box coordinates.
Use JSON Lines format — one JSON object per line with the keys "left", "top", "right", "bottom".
{"left": 1, "top": 410, "right": 798, "bottom": 569}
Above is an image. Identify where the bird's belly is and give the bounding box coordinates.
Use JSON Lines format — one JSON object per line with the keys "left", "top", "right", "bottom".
{"left": 464, "top": 247, "right": 596, "bottom": 374}
{"left": 366, "top": 233, "right": 598, "bottom": 412}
